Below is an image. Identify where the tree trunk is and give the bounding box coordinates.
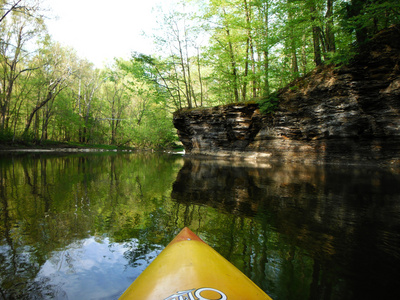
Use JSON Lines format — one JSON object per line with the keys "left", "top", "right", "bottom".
{"left": 263, "top": 2, "right": 270, "bottom": 96}
{"left": 243, "top": 0, "right": 250, "bottom": 101}
{"left": 325, "top": 0, "right": 336, "bottom": 53}
{"left": 223, "top": 8, "right": 239, "bottom": 103}
{"left": 227, "top": 32, "right": 240, "bottom": 103}
{"left": 174, "top": 22, "right": 192, "bottom": 108}
{"left": 350, "top": 0, "right": 368, "bottom": 45}
{"left": 288, "top": 3, "right": 299, "bottom": 75}
{"left": 243, "top": 36, "right": 250, "bottom": 102}
{"left": 310, "top": 2, "right": 323, "bottom": 66}
{"left": 23, "top": 91, "right": 53, "bottom": 136}
{"left": 196, "top": 48, "right": 204, "bottom": 107}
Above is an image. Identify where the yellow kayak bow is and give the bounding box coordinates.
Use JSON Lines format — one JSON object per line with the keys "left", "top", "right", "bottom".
{"left": 120, "top": 227, "right": 272, "bottom": 300}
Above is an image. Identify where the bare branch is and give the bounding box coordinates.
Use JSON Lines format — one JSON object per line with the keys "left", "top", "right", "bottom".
{"left": 0, "top": 0, "right": 23, "bottom": 23}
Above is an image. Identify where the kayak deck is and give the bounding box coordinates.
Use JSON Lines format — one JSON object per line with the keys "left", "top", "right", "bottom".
{"left": 120, "top": 227, "right": 272, "bottom": 300}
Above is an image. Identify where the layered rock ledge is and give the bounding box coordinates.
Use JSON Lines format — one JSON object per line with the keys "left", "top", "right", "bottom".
{"left": 173, "top": 25, "right": 400, "bottom": 165}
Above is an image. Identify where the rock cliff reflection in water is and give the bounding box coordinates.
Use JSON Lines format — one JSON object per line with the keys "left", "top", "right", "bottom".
{"left": 0, "top": 152, "right": 399, "bottom": 299}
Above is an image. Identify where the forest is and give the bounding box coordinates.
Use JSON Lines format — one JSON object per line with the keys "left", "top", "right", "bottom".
{"left": 1, "top": 0, "right": 399, "bottom": 149}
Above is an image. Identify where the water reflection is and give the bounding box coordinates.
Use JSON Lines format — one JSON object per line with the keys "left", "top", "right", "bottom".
{"left": 171, "top": 158, "right": 400, "bottom": 299}
{"left": 36, "top": 237, "right": 152, "bottom": 300}
{"left": 0, "top": 152, "right": 183, "bottom": 299}
{"left": 0, "top": 152, "right": 399, "bottom": 300}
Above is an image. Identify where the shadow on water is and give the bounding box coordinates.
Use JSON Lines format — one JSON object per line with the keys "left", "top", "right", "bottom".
{"left": 0, "top": 152, "right": 399, "bottom": 299}
{"left": 171, "top": 158, "right": 400, "bottom": 300}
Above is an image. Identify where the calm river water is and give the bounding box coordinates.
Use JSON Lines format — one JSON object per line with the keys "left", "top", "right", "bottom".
{"left": 0, "top": 152, "right": 399, "bottom": 300}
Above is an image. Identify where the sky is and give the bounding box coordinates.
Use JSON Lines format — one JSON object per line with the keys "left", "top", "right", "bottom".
{"left": 43, "top": 0, "right": 172, "bottom": 67}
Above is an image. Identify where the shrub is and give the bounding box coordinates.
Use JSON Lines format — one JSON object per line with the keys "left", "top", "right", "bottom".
{"left": 258, "top": 92, "right": 279, "bottom": 114}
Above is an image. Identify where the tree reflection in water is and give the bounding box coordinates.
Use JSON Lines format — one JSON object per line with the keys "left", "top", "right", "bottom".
{"left": 0, "top": 153, "right": 399, "bottom": 299}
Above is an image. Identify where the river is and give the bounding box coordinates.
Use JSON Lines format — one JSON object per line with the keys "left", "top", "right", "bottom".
{"left": 0, "top": 151, "right": 399, "bottom": 299}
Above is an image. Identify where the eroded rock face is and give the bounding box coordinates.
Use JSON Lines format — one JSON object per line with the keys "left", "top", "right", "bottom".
{"left": 173, "top": 25, "right": 400, "bottom": 164}
{"left": 173, "top": 104, "right": 265, "bottom": 154}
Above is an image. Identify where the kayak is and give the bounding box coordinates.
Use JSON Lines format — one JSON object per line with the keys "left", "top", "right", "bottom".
{"left": 119, "top": 227, "right": 272, "bottom": 300}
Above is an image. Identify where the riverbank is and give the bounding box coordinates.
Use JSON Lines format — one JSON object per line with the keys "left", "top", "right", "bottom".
{"left": 0, "top": 140, "right": 133, "bottom": 152}
{"left": 0, "top": 140, "right": 185, "bottom": 154}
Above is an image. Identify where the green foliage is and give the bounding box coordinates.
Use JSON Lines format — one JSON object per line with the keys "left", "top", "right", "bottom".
{"left": 339, "top": 0, "right": 400, "bottom": 45}
{"left": 130, "top": 110, "right": 179, "bottom": 150}
{"left": 325, "top": 47, "right": 359, "bottom": 66}
{"left": 0, "top": 128, "right": 13, "bottom": 142}
{"left": 1, "top": 0, "right": 399, "bottom": 150}
{"left": 258, "top": 92, "right": 279, "bottom": 114}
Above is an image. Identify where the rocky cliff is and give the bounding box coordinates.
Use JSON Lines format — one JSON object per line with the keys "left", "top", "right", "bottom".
{"left": 173, "top": 25, "right": 400, "bottom": 164}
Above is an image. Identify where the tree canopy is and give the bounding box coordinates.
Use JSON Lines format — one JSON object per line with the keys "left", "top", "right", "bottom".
{"left": 1, "top": 0, "right": 399, "bottom": 148}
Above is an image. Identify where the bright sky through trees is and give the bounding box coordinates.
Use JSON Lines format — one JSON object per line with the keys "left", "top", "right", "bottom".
{"left": 3, "top": 0, "right": 399, "bottom": 148}
{"left": 43, "top": 0, "right": 172, "bottom": 67}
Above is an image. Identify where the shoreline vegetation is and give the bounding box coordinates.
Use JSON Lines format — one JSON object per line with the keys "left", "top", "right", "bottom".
{"left": 0, "top": 142, "right": 130, "bottom": 152}
{"left": 0, "top": 140, "right": 184, "bottom": 152}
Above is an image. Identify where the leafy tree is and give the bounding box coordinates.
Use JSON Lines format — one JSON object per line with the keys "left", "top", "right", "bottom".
{"left": 72, "top": 62, "right": 107, "bottom": 143}
{"left": 100, "top": 68, "right": 130, "bottom": 145}
{"left": 117, "top": 55, "right": 179, "bottom": 149}
{"left": 153, "top": 3, "right": 205, "bottom": 109}
{"left": 340, "top": 0, "right": 400, "bottom": 46}
{"left": 0, "top": 0, "right": 45, "bottom": 133}
{"left": 23, "top": 41, "right": 75, "bottom": 140}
